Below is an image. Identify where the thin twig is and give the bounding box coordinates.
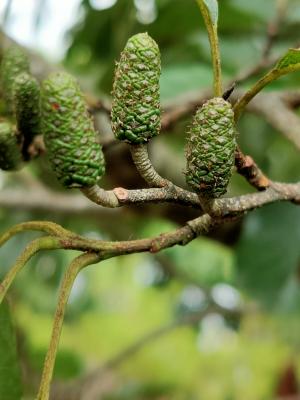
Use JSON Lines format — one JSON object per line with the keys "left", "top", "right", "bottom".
{"left": 234, "top": 62, "right": 300, "bottom": 122}
{"left": 59, "top": 181, "right": 300, "bottom": 255}
{"left": 0, "top": 221, "right": 74, "bottom": 248}
{"left": 129, "top": 144, "right": 170, "bottom": 188}
{"left": 0, "top": 236, "right": 61, "bottom": 303}
{"left": 81, "top": 145, "right": 202, "bottom": 209}
{"left": 80, "top": 183, "right": 202, "bottom": 209}
{"left": 37, "top": 252, "right": 102, "bottom": 400}
{"left": 80, "top": 185, "right": 119, "bottom": 208}
{"left": 1, "top": 181, "right": 298, "bottom": 305}
{"left": 196, "top": 0, "right": 222, "bottom": 96}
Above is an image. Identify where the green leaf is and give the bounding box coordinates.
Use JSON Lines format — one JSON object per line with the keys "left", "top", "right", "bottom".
{"left": 234, "top": 47, "right": 300, "bottom": 121}
{"left": 201, "top": 0, "right": 218, "bottom": 25}
{"left": 275, "top": 48, "right": 300, "bottom": 71}
{"left": 236, "top": 203, "right": 300, "bottom": 306}
{"left": 0, "top": 301, "right": 22, "bottom": 400}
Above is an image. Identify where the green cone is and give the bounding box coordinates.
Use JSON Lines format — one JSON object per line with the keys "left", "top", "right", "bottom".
{"left": 185, "top": 97, "right": 236, "bottom": 198}
{"left": 0, "top": 121, "right": 22, "bottom": 171}
{"left": 13, "top": 72, "right": 41, "bottom": 157}
{"left": 0, "top": 46, "right": 30, "bottom": 114}
{"left": 41, "top": 72, "right": 105, "bottom": 188}
{"left": 111, "top": 32, "right": 161, "bottom": 144}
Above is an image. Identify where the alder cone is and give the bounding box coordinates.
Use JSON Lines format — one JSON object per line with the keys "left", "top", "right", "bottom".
{"left": 41, "top": 72, "right": 105, "bottom": 188}
{"left": 13, "top": 72, "right": 41, "bottom": 151}
{"left": 185, "top": 97, "right": 236, "bottom": 198}
{"left": 111, "top": 32, "right": 161, "bottom": 144}
{"left": 0, "top": 46, "right": 30, "bottom": 114}
{"left": 0, "top": 121, "right": 22, "bottom": 170}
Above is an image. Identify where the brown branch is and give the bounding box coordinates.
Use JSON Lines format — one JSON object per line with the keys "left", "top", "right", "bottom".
{"left": 57, "top": 214, "right": 211, "bottom": 257}
{"left": 56, "top": 182, "right": 300, "bottom": 257}
{"left": 81, "top": 183, "right": 201, "bottom": 209}
{"left": 113, "top": 186, "right": 201, "bottom": 208}
{"left": 2, "top": 183, "right": 298, "bottom": 308}
{"left": 235, "top": 147, "right": 270, "bottom": 190}
{"left": 214, "top": 183, "right": 300, "bottom": 215}
{"left": 6, "top": 176, "right": 297, "bottom": 219}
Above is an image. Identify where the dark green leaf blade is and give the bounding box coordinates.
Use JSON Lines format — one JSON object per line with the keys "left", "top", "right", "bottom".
{"left": 236, "top": 203, "right": 300, "bottom": 306}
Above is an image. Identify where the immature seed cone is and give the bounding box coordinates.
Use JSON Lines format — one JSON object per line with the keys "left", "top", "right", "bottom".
{"left": 0, "top": 46, "right": 30, "bottom": 114}
{"left": 41, "top": 72, "right": 105, "bottom": 188}
{"left": 0, "top": 121, "right": 22, "bottom": 171}
{"left": 185, "top": 97, "right": 236, "bottom": 198}
{"left": 111, "top": 32, "right": 161, "bottom": 144}
{"left": 13, "top": 72, "right": 41, "bottom": 157}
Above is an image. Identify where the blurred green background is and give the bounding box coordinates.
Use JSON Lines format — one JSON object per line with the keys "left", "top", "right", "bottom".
{"left": 1, "top": 0, "right": 300, "bottom": 399}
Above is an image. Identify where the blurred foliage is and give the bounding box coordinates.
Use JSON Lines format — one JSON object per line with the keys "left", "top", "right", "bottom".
{"left": 0, "top": 301, "right": 22, "bottom": 400}
{"left": 236, "top": 202, "right": 300, "bottom": 307}
{"left": 0, "top": 0, "right": 300, "bottom": 399}
{"left": 65, "top": 0, "right": 300, "bottom": 98}
{"left": 30, "top": 347, "right": 83, "bottom": 380}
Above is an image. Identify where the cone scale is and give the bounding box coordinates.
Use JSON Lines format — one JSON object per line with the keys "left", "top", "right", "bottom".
{"left": 41, "top": 72, "right": 105, "bottom": 188}
{"left": 185, "top": 97, "right": 236, "bottom": 198}
{"left": 111, "top": 33, "right": 161, "bottom": 144}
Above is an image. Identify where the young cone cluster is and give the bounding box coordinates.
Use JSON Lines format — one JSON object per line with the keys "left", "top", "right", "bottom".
{"left": 13, "top": 72, "right": 41, "bottom": 157}
{"left": 0, "top": 121, "right": 22, "bottom": 170}
{"left": 41, "top": 72, "right": 105, "bottom": 188}
{"left": 185, "top": 97, "right": 236, "bottom": 198}
{"left": 0, "top": 45, "right": 30, "bottom": 114}
{"left": 111, "top": 32, "right": 161, "bottom": 144}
